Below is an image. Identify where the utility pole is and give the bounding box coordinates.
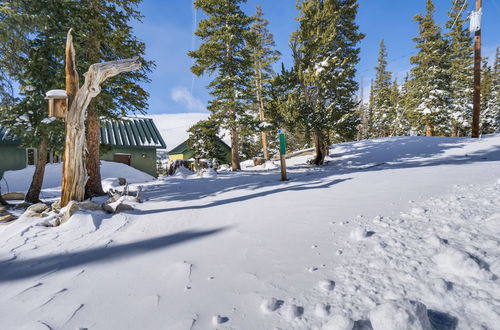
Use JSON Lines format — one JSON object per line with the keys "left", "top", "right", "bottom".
{"left": 471, "top": 0, "right": 482, "bottom": 138}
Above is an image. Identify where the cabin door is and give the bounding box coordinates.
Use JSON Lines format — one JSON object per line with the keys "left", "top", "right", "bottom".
{"left": 113, "top": 153, "right": 131, "bottom": 166}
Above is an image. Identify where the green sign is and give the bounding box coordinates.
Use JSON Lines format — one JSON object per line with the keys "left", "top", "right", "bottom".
{"left": 279, "top": 133, "right": 286, "bottom": 155}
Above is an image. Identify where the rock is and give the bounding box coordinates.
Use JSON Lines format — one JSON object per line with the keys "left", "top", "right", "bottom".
{"left": 24, "top": 212, "right": 47, "bottom": 218}
{"left": 105, "top": 193, "right": 122, "bottom": 205}
{"left": 103, "top": 200, "right": 134, "bottom": 213}
{"left": 0, "top": 206, "right": 7, "bottom": 214}
{"left": 369, "top": 299, "right": 432, "bottom": 330}
{"left": 78, "top": 200, "right": 103, "bottom": 211}
{"left": 60, "top": 201, "right": 79, "bottom": 224}
{"left": 116, "top": 203, "right": 134, "bottom": 212}
{"left": 102, "top": 202, "right": 115, "bottom": 214}
{"left": 1, "top": 192, "right": 25, "bottom": 200}
{"left": 0, "top": 214, "right": 15, "bottom": 222}
{"left": 51, "top": 200, "right": 62, "bottom": 213}
{"left": 253, "top": 157, "right": 266, "bottom": 166}
{"left": 118, "top": 177, "right": 127, "bottom": 186}
{"left": 14, "top": 202, "right": 31, "bottom": 209}
{"left": 27, "top": 203, "right": 49, "bottom": 213}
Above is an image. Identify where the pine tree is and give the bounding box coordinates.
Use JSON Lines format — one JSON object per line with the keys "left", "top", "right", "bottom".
{"left": 445, "top": 0, "right": 473, "bottom": 136}
{"left": 408, "top": 0, "right": 452, "bottom": 136}
{"left": 189, "top": 0, "right": 254, "bottom": 171}
{"left": 76, "top": 0, "right": 152, "bottom": 198}
{"left": 389, "top": 78, "right": 411, "bottom": 136}
{"left": 188, "top": 119, "right": 228, "bottom": 168}
{"left": 370, "top": 40, "right": 393, "bottom": 137}
{"left": 0, "top": 1, "right": 67, "bottom": 203}
{"left": 287, "top": 0, "right": 364, "bottom": 165}
{"left": 482, "top": 47, "right": 500, "bottom": 133}
{"left": 249, "top": 6, "right": 280, "bottom": 160}
{"left": 1, "top": 0, "right": 151, "bottom": 200}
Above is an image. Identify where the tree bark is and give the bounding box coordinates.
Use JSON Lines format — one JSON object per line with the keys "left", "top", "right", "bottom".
{"left": 25, "top": 135, "right": 48, "bottom": 203}
{"left": 85, "top": 105, "right": 105, "bottom": 198}
{"left": 255, "top": 62, "right": 269, "bottom": 160}
{"left": 230, "top": 120, "right": 241, "bottom": 171}
{"left": 313, "top": 131, "right": 326, "bottom": 165}
{"left": 60, "top": 30, "right": 141, "bottom": 207}
{"left": 85, "top": 0, "right": 105, "bottom": 199}
{"left": 425, "top": 123, "right": 434, "bottom": 137}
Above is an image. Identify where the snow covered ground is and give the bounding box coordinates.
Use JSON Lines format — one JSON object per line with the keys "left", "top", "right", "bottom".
{"left": 1, "top": 135, "right": 500, "bottom": 330}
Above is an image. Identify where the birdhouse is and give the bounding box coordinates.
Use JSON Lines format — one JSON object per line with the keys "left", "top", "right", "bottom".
{"left": 45, "top": 89, "right": 68, "bottom": 118}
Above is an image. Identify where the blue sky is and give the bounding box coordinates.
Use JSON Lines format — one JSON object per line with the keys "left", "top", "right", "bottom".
{"left": 131, "top": 0, "right": 499, "bottom": 115}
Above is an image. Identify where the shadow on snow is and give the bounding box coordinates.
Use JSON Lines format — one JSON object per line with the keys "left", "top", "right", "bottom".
{"left": 0, "top": 228, "right": 226, "bottom": 282}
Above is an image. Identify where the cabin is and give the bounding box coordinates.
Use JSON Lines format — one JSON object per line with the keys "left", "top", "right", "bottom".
{"left": 0, "top": 117, "right": 166, "bottom": 178}
{"left": 99, "top": 118, "right": 166, "bottom": 177}
{"left": 168, "top": 138, "right": 231, "bottom": 165}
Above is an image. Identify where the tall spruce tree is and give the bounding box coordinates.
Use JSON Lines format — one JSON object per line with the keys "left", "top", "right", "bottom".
{"left": 389, "top": 78, "right": 410, "bottom": 136}
{"left": 1, "top": 0, "right": 151, "bottom": 200}
{"left": 0, "top": 1, "right": 67, "bottom": 203}
{"left": 76, "top": 0, "right": 152, "bottom": 198}
{"left": 370, "top": 40, "right": 393, "bottom": 137}
{"left": 249, "top": 6, "right": 280, "bottom": 160}
{"left": 445, "top": 0, "right": 473, "bottom": 136}
{"left": 287, "top": 0, "right": 364, "bottom": 165}
{"left": 482, "top": 48, "right": 500, "bottom": 133}
{"left": 188, "top": 118, "right": 228, "bottom": 168}
{"left": 408, "top": 0, "right": 451, "bottom": 136}
{"left": 189, "top": 0, "right": 254, "bottom": 171}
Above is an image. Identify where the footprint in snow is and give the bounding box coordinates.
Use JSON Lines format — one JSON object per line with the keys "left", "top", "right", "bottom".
{"left": 212, "top": 315, "right": 229, "bottom": 325}
{"left": 282, "top": 304, "right": 304, "bottom": 320}
{"left": 318, "top": 279, "right": 335, "bottom": 292}
{"left": 260, "top": 297, "right": 284, "bottom": 313}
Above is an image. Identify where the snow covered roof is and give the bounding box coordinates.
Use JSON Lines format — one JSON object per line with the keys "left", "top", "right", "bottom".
{"left": 45, "top": 89, "right": 67, "bottom": 98}
{"left": 100, "top": 118, "right": 166, "bottom": 149}
{"left": 168, "top": 137, "right": 230, "bottom": 155}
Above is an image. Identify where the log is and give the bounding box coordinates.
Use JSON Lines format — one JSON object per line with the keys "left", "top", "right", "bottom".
{"left": 60, "top": 30, "right": 141, "bottom": 207}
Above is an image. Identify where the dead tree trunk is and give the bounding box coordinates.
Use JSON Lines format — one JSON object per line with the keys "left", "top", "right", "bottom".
{"left": 25, "top": 135, "right": 48, "bottom": 203}
{"left": 60, "top": 30, "right": 141, "bottom": 207}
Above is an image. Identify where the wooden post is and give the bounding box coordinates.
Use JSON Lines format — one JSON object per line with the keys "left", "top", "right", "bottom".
{"left": 278, "top": 130, "right": 287, "bottom": 181}
{"left": 60, "top": 30, "right": 141, "bottom": 207}
{"left": 471, "top": 0, "right": 482, "bottom": 138}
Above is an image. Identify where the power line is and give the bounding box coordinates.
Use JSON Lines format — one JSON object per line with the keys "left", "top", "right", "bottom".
{"left": 190, "top": 1, "right": 198, "bottom": 95}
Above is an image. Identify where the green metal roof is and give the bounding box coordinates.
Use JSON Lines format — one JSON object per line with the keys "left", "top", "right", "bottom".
{"left": 100, "top": 118, "right": 166, "bottom": 149}
{"left": 168, "top": 140, "right": 190, "bottom": 155}
{"left": 1, "top": 118, "right": 166, "bottom": 149}
{"left": 168, "top": 138, "right": 231, "bottom": 155}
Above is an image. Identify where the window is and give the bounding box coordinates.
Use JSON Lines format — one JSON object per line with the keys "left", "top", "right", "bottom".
{"left": 26, "top": 148, "right": 37, "bottom": 166}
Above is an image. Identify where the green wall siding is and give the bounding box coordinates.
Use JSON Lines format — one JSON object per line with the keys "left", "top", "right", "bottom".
{"left": 0, "top": 145, "right": 26, "bottom": 177}
{"left": 100, "top": 147, "right": 158, "bottom": 177}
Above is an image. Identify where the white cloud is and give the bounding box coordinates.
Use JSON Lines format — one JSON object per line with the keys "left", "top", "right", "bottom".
{"left": 170, "top": 86, "right": 206, "bottom": 112}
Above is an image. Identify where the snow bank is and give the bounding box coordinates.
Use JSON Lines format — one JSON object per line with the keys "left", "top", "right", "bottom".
{"left": 1, "top": 161, "right": 154, "bottom": 194}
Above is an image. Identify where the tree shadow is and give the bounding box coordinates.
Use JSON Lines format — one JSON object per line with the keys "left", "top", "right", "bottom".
{"left": 140, "top": 136, "right": 500, "bottom": 207}
{"left": 0, "top": 228, "right": 226, "bottom": 282}
{"left": 136, "top": 178, "right": 351, "bottom": 215}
